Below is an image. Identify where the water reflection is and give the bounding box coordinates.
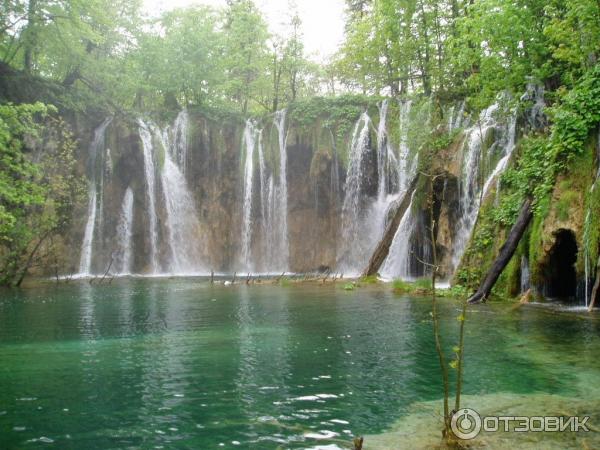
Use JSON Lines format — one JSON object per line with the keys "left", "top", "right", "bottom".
{"left": 1, "top": 281, "right": 600, "bottom": 449}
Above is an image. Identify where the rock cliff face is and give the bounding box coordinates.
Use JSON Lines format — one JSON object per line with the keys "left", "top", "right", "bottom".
{"left": 64, "top": 93, "right": 600, "bottom": 302}
{"left": 67, "top": 108, "right": 351, "bottom": 275}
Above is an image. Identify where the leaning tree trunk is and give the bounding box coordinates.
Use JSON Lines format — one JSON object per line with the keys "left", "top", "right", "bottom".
{"left": 362, "top": 175, "right": 419, "bottom": 277}
{"left": 468, "top": 197, "right": 534, "bottom": 304}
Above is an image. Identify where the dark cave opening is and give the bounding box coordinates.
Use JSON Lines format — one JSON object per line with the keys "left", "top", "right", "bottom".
{"left": 545, "top": 229, "right": 578, "bottom": 300}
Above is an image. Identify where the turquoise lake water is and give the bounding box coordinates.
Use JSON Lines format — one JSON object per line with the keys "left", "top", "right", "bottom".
{"left": 1, "top": 279, "right": 599, "bottom": 449}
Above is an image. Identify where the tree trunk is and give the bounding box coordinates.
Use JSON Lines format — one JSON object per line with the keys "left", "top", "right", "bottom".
{"left": 15, "top": 230, "right": 51, "bottom": 287}
{"left": 467, "top": 198, "right": 534, "bottom": 304}
{"left": 23, "top": 0, "right": 38, "bottom": 73}
{"left": 362, "top": 175, "right": 420, "bottom": 277}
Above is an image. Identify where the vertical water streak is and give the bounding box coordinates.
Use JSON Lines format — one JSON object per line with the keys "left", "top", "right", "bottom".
{"left": 521, "top": 256, "right": 530, "bottom": 293}
{"left": 240, "top": 120, "right": 258, "bottom": 271}
{"left": 453, "top": 101, "right": 466, "bottom": 131}
{"left": 482, "top": 111, "right": 517, "bottom": 196}
{"left": 172, "top": 110, "right": 190, "bottom": 175}
{"left": 266, "top": 175, "right": 275, "bottom": 267}
{"left": 398, "top": 101, "right": 413, "bottom": 193}
{"left": 79, "top": 118, "right": 112, "bottom": 275}
{"left": 329, "top": 128, "right": 341, "bottom": 206}
{"left": 339, "top": 112, "right": 371, "bottom": 271}
{"left": 258, "top": 131, "right": 267, "bottom": 227}
{"left": 274, "top": 109, "right": 290, "bottom": 271}
{"left": 377, "top": 100, "right": 389, "bottom": 202}
{"left": 116, "top": 187, "right": 134, "bottom": 274}
{"left": 138, "top": 120, "right": 159, "bottom": 273}
{"left": 157, "top": 115, "right": 204, "bottom": 274}
{"left": 450, "top": 103, "right": 499, "bottom": 271}
{"left": 381, "top": 192, "right": 417, "bottom": 279}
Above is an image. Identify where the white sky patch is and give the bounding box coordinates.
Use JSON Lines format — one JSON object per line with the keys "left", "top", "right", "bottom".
{"left": 142, "top": 0, "right": 345, "bottom": 61}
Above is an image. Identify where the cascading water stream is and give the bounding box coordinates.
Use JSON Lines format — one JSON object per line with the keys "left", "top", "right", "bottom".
{"left": 116, "top": 187, "right": 134, "bottom": 274}
{"left": 381, "top": 192, "right": 417, "bottom": 279}
{"left": 138, "top": 120, "right": 160, "bottom": 273}
{"left": 172, "top": 110, "right": 190, "bottom": 175}
{"left": 521, "top": 255, "right": 530, "bottom": 293}
{"left": 79, "top": 118, "right": 112, "bottom": 275}
{"left": 377, "top": 100, "right": 389, "bottom": 202}
{"left": 273, "top": 109, "right": 290, "bottom": 271}
{"left": 482, "top": 112, "right": 517, "bottom": 196}
{"left": 450, "top": 102, "right": 517, "bottom": 272}
{"left": 240, "top": 120, "right": 258, "bottom": 271}
{"left": 152, "top": 115, "right": 205, "bottom": 274}
{"left": 452, "top": 103, "right": 499, "bottom": 269}
{"left": 398, "top": 100, "right": 413, "bottom": 193}
{"left": 339, "top": 112, "right": 372, "bottom": 272}
{"left": 160, "top": 148, "right": 203, "bottom": 273}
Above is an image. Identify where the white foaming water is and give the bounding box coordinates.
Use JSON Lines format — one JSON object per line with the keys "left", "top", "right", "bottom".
{"left": 450, "top": 103, "right": 502, "bottom": 272}
{"left": 272, "top": 109, "right": 290, "bottom": 271}
{"left": 116, "top": 187, "right": 134, "bottom": 274}
{"left": 79, "top": 118, "right": 111, "bottom": 275}
{"left": 138, "top": 120, "right": 160, "bottom": 273}
{"left": 161, "top": 149, "right": 204, "bottom": 274}
{"left": 482, "top": 111, "right": 517, "bottom": 196}
{"left": 381, "top": 192, "right": 417, "bottom": 279}
{"left": 521, "top": 255, "right": 530, "bottom": 293}
{"left": 377, "top": 100, "right": 390, "bottom": 201}
{"left": 339, "top": 112, "right": 372, "bottom": 272}
{"left": 397, "top": 100, "right": 413, "bottom": 193}
{"left": 172, "top": 110, "right": 190, "bottom": 174}
{"left": 240, "top": 120, "right": 258, "bottom": 271}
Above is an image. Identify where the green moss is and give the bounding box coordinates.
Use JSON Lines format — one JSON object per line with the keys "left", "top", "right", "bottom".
{"left": 391, "top": 278, "right": 433, "bottom": 295}
{"left": 392, "top": 279, "right": 412, "bottom": 294}
{"left": 555, "top": 189, "right": 579, "bottom": 221}
{"left": 360, "top": 274, "right": 379, "bottom": 285}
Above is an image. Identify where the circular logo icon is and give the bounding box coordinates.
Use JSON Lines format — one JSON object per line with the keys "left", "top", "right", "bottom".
{"left": 451, "top": 408, "right": 482, "bottom": 440}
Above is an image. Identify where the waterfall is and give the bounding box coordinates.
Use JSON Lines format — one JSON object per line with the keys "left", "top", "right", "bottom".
{"left": 155, "top": 113, "right": 204, "bottom": 274}
{"left": 79, "top": 118, "right": 112, "bottom": 275}
{"left": 273, "top": 109, "right": 290, "bottom": 271}
{"left": 137, "top": 114, "right": 205, "bottom": 275}
{"left": 398, "top": 100, "right": 413, "bottom": 193}
{"left": 240, "top": 120, "right": 258, "bottom": 271}
{"left": 448, "top": 101, "right": 466, "bottom": 132}
{"left": 172, "top": 110, "right": 190, "bottom": 175}
{"left": 450, "top": 101, "right": 517, "bottom": 273}
{"left": 138, "top": 120, "right": 160, "bottom": 273}
{"left": 258, "top": 131, "right": 268, "bottom": 228}
{"left": 116, "top": 187, "right": 134, "bottom": 274}
{"left": 482, "top": 112, "right": 517, "bottom": 195}
{"left": 339, "top": 112, "right": 372, "bottom": 271}
{"left": 265, "top": 175, "right": 275, "bottom": 267}
{"left": 381, "top": 193, "right": 417, "bottom": 279}
{"left": 377, "top": 100, "right": 390, "bottom": 201}
{"left": 329, "top": 128, "right": 341, "bottom": 206}
{"left": 521, "top": 255, "right": 530, "bottom": 293}
{"left": 161, "top": 147, "right": 204, "bottom": 274}
{"left": 450, "top": 103, "right": 498, "bottom": 271}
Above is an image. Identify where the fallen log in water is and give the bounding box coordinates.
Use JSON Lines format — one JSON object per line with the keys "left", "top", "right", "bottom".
{"left": 362, "top": 175, "right": 420, "bottom": 277}
{"left": 468, "top": 198, "right": 534, "bottom": 304}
